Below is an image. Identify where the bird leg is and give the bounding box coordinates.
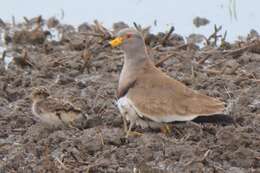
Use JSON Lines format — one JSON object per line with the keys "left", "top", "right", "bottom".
{"left": 160, "top": 124, "right": 172, "bottom": 135}
{"left": 67, "top": 121, "right": 80, "bottom": 130}
{"left": 122, "top": 116, "right": 128, "bottom": 133}
{"left": 125, "top": 120, "right": 142, "bottom": 138}
{"left": 125, "top": 121, "right": 134, "bottom": 138}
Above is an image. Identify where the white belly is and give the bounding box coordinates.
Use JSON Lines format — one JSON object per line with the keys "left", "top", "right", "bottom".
{"left": 116, "top": 96, "right": 159, "bottom": 129}
{"left": 116, "top": 96, "right": 197, "bottom": 127}
{"left": 117, "top": 96, "right": 139, "bottom": 122}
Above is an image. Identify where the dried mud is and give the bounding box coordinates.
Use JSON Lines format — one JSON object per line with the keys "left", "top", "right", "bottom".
{"left": 0, "top": 17, "right": 259, "bottom": 173}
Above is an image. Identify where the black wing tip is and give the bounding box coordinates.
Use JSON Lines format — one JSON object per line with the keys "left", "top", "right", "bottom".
{"left": 192, "top": 114, "right": 234, "bottom": 125}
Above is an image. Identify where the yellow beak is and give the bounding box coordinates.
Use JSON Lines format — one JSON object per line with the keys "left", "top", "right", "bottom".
{"left": 109, "top": 37, "right": 124, "bottom": 47}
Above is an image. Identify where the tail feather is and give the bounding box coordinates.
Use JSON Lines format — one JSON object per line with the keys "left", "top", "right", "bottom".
{"left": 192, "top": 114, "right": 234, "bottom": 125}
{"left": 192, "top": 99, "right": 236, "bottom": 125}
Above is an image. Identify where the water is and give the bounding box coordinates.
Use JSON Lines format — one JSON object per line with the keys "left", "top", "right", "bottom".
{"left": 0, "top": 0, "right": 260, "bottom": 41}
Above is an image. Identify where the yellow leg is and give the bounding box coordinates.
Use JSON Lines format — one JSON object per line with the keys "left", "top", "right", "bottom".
{"left": 67, "top": 122, "right": 80, "bottom": 130}
{"left": 126, "top": 121, "right": 133, "bottom": 138}
{"left": 125, "top": 121, "right": 142, "bottom": 138}
{"left": 160, "top": 124, "right": 172, "bottom": 135}
{"left": 127, "top": 131, "right": 143, "bottom": 137}
{"left": 122, "top": 116, "right": 128, "bottom": 133}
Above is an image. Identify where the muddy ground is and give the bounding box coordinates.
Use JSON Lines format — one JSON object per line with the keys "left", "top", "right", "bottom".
{"left": 0, "top": 17, "right": 259, "bottom": 173}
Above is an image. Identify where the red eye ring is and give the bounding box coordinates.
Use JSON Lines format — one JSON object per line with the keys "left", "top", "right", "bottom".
{"left": 126, "top": 33, "right": 132, "bottom": 38}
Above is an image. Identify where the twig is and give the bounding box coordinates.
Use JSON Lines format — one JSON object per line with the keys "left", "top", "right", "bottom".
{"left": 96, "top": 101, "right": 107, "bottom": 117}
{"left": 220, "top": 30, "right": 229, "bottom": 48}
{"left": 23, "top": 17, "right": 30, "bottom": 24}
{"left": 54, "top": 156, "right": 69, "bottom": 170}
{"left": 253, "top": 79, "right": 260, "bottom": 83}
{"left": 152, "top": 43, "right": 188, "bottom": 51}
{"left": 160, "top": 26, "right": 174, "bottom": 46}
{"left": 96, "top": 128, "right": 105, "bottom": 146}
{"left": 206, "top": 24, "right": 222, "bottom": 46}
{"left": 69, "top": 151, "right": 80, "bottom": 162}
{"left": 155, "top": 54, "right": 175, "bottom": 67}
{"left": 133, "top": 22, "right": 151, "bottom": 38}
{"left": 250, "top": 72, "right": 257, "bottom": 80}
{"left": 197, "top": 54, "right": 211, "bottom": 64}
{"left": 176, "top": 43, "right": 189, "bottom": 50}
{"left": 133, "top": 22, "right": 141, "bottom": 31}
{"left": 80, "top": 32, "right": 105, "bottom": 37}
{"left": 223, "top": 40, "right": 260, "bottom": 57}
{"left": 80, "top": 49, "right": 93, "bottom": 73}
{"left": 12, "top": 128, "right": 26, "bottom": 133}
{"left": 93, "top": 20, "right": 112, "bottom": 39}
{"left": 0, "top": 18, "right": 6, "bottom": 28}
{"left": 191, "top": 63, "right": 195, "bottom": 81}
{"left": 228, "top": 64, "right": 240, "bottom": 74}
{"left": 199, "top": 49, "right": 220, "bottom": 55}
{"left": 201, "top": 69, "right": 221, "bottom": 75}
{"left": 35, "top": 15, "right": 42, "bottom": 29}
{"left": 155, "top": 51, "right": 183, "bottom": 67}
{"left": 1, "top": 50, "right": 6, "bottom": 61}
{"left": 184, "top": 149, "right": 211, "bottom": 166}
{"left": 224, "top": 86, "right": 232, "bottom": 99}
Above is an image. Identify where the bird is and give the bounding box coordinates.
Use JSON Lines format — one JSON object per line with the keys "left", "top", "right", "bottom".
{"left": 13, "top": 49, "right": 35, "bottom": 68}
{"left": 109, "top": 28, "right": 229, "bottom": 137}
{"left": 31, "top": 87, "right": 87, "bottom": 128}
{"left": 80, "top": 48, "right": 93, "bottom": 73}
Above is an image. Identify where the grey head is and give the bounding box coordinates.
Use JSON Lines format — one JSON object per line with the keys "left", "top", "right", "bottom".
{"left": 112, "top": 28, "right": 147, "bottom": 57}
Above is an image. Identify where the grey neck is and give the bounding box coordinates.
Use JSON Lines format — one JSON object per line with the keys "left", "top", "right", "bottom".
{"left": 119, "top": 40, "right": 152, "bottom": 90}
{"left": 119, "top": 46, "right": 150, "bottom": 91}
{"left": 123, "top": 46, "right": 149, "bottom": 71}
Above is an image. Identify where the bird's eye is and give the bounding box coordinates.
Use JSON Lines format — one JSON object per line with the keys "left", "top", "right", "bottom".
{"left": 126, "top": 33, "right": 132, "bottom": 38}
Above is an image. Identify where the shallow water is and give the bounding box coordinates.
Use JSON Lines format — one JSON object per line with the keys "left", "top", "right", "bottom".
{"left": 0, "top": 0, "right": 260, "bottom": 40}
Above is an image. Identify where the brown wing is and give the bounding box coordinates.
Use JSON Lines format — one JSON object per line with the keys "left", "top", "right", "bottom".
{"left": 127, "top": 65, "right": 225, "bottom": 119}
{"left": 37, "top": 97, "right": 81, "bottom": 113}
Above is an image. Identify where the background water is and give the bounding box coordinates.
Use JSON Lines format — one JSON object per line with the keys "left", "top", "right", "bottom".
{"left": 0, "top": 0, "right": 259, "bottom": 41}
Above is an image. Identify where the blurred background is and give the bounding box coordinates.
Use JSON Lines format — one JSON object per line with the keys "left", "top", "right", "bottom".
{"left": 0, "top": 0, "right": 259, "bottom": 41}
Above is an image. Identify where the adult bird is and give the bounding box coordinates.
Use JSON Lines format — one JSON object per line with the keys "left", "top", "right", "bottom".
{"left": 109, "top": 28, "right": 230, "bottom": 137}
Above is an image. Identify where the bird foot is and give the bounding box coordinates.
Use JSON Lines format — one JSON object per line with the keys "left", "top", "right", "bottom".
{"left": 160, "top": 124, "right": 172, "bottom": 135}
{"left": 66, "top": 122, "right": 80, "bottom": 130}
{"left": 125, "top": 131, "right": 143, "bottom": 138}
